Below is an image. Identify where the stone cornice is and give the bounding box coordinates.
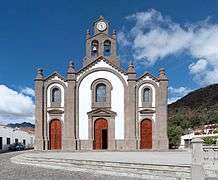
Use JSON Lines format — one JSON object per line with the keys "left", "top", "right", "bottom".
{"left": 77, "top": 56, "right": 126, "bottom": 76}
{"left": 44, "top": 71, "right": 66, "bottom": 82}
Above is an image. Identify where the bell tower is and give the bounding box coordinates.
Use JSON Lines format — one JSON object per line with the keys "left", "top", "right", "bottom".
{"left": 83, "top": 16, "right": 119, "bottom": 67}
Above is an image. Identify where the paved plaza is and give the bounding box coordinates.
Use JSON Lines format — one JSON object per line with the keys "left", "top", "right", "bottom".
{"left": 9, "top": 150, "right": 193, "bottom": 180}
{"left": 1, "top": 150, "right": 217, "bottom": 180}
{"left": 14, "top": 150, "right": 192, "bottom": 166}
{"left": 0, "top": 151, "right": 142, "bottom": 180}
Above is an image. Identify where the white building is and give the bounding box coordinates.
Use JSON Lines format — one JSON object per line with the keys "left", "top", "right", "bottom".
{"left": 180, "top": 124, "right": 218, "bottom": 149}
{"left": 0, "top": 124, "right": 35, "bottom": 151}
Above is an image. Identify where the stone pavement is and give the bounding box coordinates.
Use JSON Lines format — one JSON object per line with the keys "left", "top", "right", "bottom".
{"left": 0, "top": 151, "right": 143, "bottom": 180}
{"left": 10, "top": 150, "right": 192, "bottom": 180}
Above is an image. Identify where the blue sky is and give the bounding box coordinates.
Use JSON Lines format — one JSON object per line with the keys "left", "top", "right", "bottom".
{"left": 1, "top": 0, "right": 218, "bottom": 123}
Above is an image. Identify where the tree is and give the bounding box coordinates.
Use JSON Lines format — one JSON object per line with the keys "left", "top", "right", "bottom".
{"left": 168, "top": 125, "right": 183, "bottom": 149}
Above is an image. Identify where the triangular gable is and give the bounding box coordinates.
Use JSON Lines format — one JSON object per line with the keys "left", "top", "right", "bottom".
{"left": 87, "top": 108, "right": 117, "bottom": 117}
{"left": 77, "top": 56, "right": 126, "bottom": 76}
{"left": 138, "top": 71, "right": 159, "bottom": 82}
{"left": 45, "top": 71, "right": 66, "bottom": 82}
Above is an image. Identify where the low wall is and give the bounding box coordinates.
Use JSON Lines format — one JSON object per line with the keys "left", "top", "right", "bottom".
{"left": 191, "top": 138, "right": 218, "bottom": 180}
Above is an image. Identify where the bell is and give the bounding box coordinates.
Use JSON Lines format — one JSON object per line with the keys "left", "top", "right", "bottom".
{"left": 105, "top": 46, "right": 110, "bottom": 52}
{"left": 92, "top": 46, "right": 97, "bottom": 52}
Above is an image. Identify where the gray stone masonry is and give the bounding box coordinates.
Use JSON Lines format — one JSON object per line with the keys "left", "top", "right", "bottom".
{"left": 63, "top": 61, "right": 77, "bottom": 150}
{"left": 155, "top": 68, "right": 169, "bottom": 150}
{"left": 125, "top": 63, "right": 137, "bottom": 150}
{"left": 191, "top": 138, "right": 205, "bottom": 180}
{"left": 34, "top": 69, "right": 44, "bottom": 151}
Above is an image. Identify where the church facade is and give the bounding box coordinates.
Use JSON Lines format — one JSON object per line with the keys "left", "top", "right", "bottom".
{"left": 34, "top": 16, "right": 169, "bottom": 151}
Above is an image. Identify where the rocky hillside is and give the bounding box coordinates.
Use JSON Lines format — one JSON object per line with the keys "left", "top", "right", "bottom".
{"left": 168, "top": 84, "right": 218, "bottom": 148}
{"left": 7, "top": 122, "right": 35, "bottom": 129}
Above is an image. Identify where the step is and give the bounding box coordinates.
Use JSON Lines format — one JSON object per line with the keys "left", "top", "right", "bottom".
{"left": 11, "top": 154, "right": 191, "bottom": 180}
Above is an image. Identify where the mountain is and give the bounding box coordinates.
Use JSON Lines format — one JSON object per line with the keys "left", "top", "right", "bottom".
{"left": 168, "top": 84, "right": 218, "bottom": 148}
{"left": 7, "top": 122, "right": 35, "bottom": 129}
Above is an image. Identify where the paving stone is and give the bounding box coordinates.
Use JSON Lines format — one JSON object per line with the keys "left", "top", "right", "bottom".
{"left": 0, "top": 151, "right": 143, "bottom": 180}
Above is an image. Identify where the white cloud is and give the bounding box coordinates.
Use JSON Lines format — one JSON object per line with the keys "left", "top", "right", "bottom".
{"left": 21, "top": 87, "right": 35, "bottom": 97}
{"left": 117, "top": 32, "right": 130, "bottom": 47}
{"left": 189, "top": 58, "right": 208, "bottom": 74}
{"left": 0, "top": 85, "right": 35, "bottom": 124}
{"left": 118, "top": 9, "right": 218, "bottom": 85}
{"left": 168, "top": 86, "right": 192, "bottom": 104}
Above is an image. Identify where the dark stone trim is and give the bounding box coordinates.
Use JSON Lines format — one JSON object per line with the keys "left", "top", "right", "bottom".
{"left": 50, "top": 86, "right": 62, "bottom": 108}
{"left": 141, "top": 86, "right": 152, "bottom": 108}
{"left": 91, "top": 78, "right": 112, "bottom": 109}
{"left": 77, "top": 56, "right": 126, "bottom": 76}
{"left": 47, "top": 109, "right": 64, "bottom": 115}
{"left": 86, "top": 32, "right": 116, "bottom": 41}
{"left": 139, "top": 109, "right": 156, "bottom": 114}
{"left": 137, "top": 72, "right": 159, "bottom": 82}
{"left": 87, "top": 108, "right": 117, "bottom": 118}
{"left": 44, "top": 71, "right": 66, "bottom": 82}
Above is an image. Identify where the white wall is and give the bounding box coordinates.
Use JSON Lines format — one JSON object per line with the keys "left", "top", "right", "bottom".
{"left": 78, "top": 70, "right": 125, "bottom": 140}
{"left": 0, "top": 125, "right": 35, "bottom": 150}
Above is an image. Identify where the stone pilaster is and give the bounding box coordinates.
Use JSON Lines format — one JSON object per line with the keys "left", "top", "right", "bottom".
{"left": 63, "top": 61, "right": 77, "bottom": 150}
{"left": 34, "top": 68, "right": 45, "bottom": 150}
{"left": 191, "top": 138, "right": 205, "bottom": 180}
{"left": 155, "top": 68, "right": 169, "bottom": 150}
{"left": 125, "top": 62, "right": 137, "bottom": 150}
{"left": 109, "top": 30, "right": 119, "bottom": 66}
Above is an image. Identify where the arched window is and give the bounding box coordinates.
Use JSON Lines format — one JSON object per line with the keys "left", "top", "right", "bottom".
{"left": 91, "top": 40, "right": 99, "bottom": 58}
{"left": 96, "top": 83, "right": 106, "bottom": 102}
{"left": 91, "top": 79, "right": 112, "bottom": 108}
{"left": 143, "top": 88, "right": 151, "bottom": 103}
{"left": 104, "top": 40, "right": 111, "bottom": 56}
{"left": 51, "top": 87, "right": 61, "bottom": 104}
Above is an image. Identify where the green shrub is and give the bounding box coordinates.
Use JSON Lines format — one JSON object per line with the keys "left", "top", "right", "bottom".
{"left": 203, "top": 137, "right": 216, "bottom": 145}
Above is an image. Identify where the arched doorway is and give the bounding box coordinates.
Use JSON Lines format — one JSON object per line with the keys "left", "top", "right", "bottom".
{"left": 140, "top": 119, "right": 152, "bottom": 149}
{"left": 49, "top": 119, "right": 62, "bottom": 150}
{"left": 94, "top": 118, "right": 108, "bottom": 150}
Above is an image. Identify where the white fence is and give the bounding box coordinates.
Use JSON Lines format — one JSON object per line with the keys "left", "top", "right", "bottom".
{"left": 191, "top": 138, "right": 218, "bottom": 180}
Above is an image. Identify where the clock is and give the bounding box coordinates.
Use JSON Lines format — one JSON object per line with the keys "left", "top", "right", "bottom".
{"left": 97, "top": 21, "right": 107, "bottom": 31}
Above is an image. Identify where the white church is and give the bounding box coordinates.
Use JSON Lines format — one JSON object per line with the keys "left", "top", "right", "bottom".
{"left": 34, "top": 16, "right": 169, "bottom": 151}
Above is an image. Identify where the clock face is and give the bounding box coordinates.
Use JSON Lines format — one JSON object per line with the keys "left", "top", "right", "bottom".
{"left": 97, "top": 21, "right": 107, "bottom": 31}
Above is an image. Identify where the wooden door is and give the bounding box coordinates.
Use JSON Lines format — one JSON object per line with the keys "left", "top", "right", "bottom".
{"left": 49, "top": 119, "right": 62, "bottom": 150}
{"left": 94, "top": 118, "right": 108, "bottom": 150}
{"left": 140, "top": 119, "right": 152, "bottom": 149}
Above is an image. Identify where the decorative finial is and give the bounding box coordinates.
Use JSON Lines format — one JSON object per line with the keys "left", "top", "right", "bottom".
{"left": 127, "top": 61, "right": 136, "bottom": 74}
{"left": 86, "top": 29, "right": 90, "bottom": 39}
{"left": 68, "top": 60, "right": 75, "bottom": 74}
{"left": 99, "top": 15, "right": 104, "bottom": 20}
{"left": 159, "top": 68, "right": 168, "bottom": 80}
{"left": 112, "top": 30, "right": 116, "bottom": 38}
{"left": 36, "top": 68, "right": 44, "bottom": 80}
